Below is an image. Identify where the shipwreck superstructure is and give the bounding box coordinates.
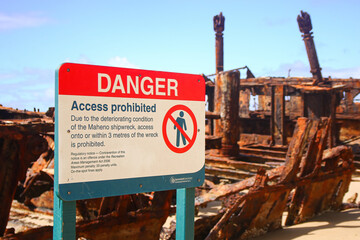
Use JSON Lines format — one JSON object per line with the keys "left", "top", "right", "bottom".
{"left": 0, "top": 11, "right": 359, "bottom": 240}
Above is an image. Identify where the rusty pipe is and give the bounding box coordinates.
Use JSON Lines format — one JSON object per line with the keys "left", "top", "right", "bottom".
{"left": 297, "top": 11, "right": 323, "bottom": 85}
{"left": 214, "top": 71, "right": 240, "bottom": 156}
{"left": 214, "top": 12, "right": 225, "bottom": 74}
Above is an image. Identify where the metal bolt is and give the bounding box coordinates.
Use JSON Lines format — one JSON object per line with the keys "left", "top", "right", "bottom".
{"left": 197, "top": 179, "right": 201, "bottom": 182}
{"left": 67, "top": 130, "right": 70, "bottom": 133}
{"left": 139, "top": 184, "right": 143, "bottom": 188}
{"left": 198, "top": 129, "right": 200, "bottom": 132}
{"left": 67, "top": 68, "right": 70, "bottom": 72}
{"left": 68, "top": 191, "right": 71, "bottom": 195}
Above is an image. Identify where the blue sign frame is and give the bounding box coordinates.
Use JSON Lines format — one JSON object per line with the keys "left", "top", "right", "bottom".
{"left": 57, "top": 168, "right": 204, "bottom": 201}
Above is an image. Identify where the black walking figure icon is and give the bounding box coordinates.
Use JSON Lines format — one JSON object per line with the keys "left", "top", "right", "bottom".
{"left": 174, "top": 111, "right": 187, "bottom": 147}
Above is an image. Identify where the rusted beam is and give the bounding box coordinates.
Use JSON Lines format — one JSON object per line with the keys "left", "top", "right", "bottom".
{"left": 205, "top": 166, "right": 254, "bottom": 181}
{"left": 206, "top": 155, "right": 271, "bottom": 172}
{"left": 341, "top": 202, "right": 360, "bottom": 210}
{"left": 205, "top": 77, "right": 215, "bottom": 135}
{"left": 238, "top": 153, "right": 285, "bottom": 164}
{"left": 271, "top": 85, "right": 286, "bottom": 145}
{"left": 239, "top": 146, "right": 287, "bottom": 158}
{"left": 279, "top": 117, "right": 312, "bottom": 183}
{"left": 239, "top": 89, "right": 250, "bottom": 118}
{"left": 329, "top": 93, "right": 337, "bottom": 147}
{"left": 300, "top": 118, "right": 329, "bottom": 176}
{"left": 205, "top": 111, "right": 221, "bottom": 119}
{"left": 195, "top": 166, "right": 284, "bottom": 207}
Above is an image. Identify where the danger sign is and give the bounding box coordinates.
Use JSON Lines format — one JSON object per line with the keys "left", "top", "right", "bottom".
{"left": 56, "top": 63, "right": 205, "bottom": 200}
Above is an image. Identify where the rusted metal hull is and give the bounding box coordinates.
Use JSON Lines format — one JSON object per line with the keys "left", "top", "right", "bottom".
{"left": 0, "top": 124, "right": 50, "bottom": 236}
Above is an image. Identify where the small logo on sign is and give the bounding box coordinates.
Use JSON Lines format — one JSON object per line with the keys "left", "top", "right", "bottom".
{"left": 170, "top": 177, "right": 176, "bottom": 184}
{"left": 169, "top": 176, "right": 193, "bottom": 184}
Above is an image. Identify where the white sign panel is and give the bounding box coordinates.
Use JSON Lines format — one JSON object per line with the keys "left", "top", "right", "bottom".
{"left": 56, "top": 63, "right": 205, "bottom": 200}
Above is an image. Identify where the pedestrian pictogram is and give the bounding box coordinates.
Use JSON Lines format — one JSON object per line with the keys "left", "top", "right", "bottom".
{"left": 162, "top": 105, "right": 198, "bottom": 153}
{"left": 174, "top": 111, "right": 187, "bottom": 147}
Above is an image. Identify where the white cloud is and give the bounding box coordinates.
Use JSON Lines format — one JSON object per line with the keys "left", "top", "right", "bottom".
{"left": 0, "top": 12, "right": 49, "bottom": 30}
{"left": 108, "top": 56, "right": 138, "bottom": 69}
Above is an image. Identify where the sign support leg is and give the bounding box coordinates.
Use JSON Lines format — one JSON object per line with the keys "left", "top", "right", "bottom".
{"left": 176, "top": 187, "right": 195, "bottom": 240}
{"left": 53, "top": 193, "right": 76, "bottom": 239}
{"left": 54, "top": 73, "right": 76, "bottom": 240}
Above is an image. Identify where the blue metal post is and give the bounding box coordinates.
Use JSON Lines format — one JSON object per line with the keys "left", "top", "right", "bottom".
{"left": 176, "top": 187, "right": 195, "bottom": 240}
{"left": 54, "top": 69, "right": 76, "bottom": 239}
{"left": 53, "top": 195, "right": 76, "bottom": 239}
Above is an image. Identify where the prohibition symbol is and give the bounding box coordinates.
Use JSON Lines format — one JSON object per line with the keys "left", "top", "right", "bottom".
{"left": 162, "top": 104, "right": 198, "bottom": 153}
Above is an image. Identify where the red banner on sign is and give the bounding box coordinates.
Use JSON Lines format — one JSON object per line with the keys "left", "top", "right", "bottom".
{"left": 58, "top": 63, "right": 205, "bottom": 101}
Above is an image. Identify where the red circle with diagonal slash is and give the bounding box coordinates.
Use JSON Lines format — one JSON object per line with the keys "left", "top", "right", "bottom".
{"left": 162, "top": 105, "right": 197, "bottom": 153}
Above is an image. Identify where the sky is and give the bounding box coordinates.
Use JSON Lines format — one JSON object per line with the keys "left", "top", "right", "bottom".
{"left": 1, "top": 0, "right": 359, "bottom": 111}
